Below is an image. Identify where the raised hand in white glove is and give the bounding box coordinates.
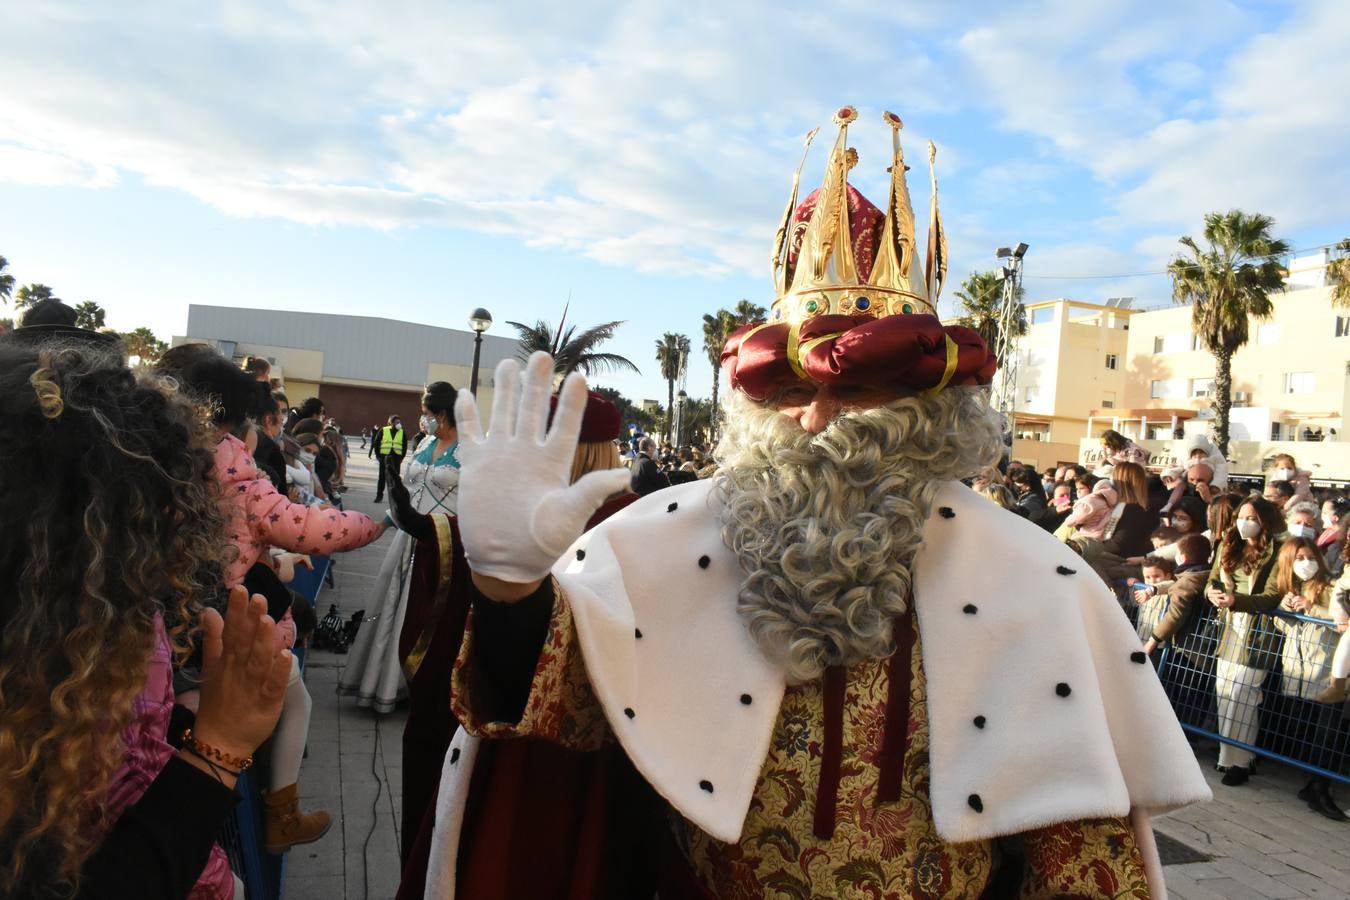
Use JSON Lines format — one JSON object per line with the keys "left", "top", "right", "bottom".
{"left": 454, "top": 351, "right": 631, "bottom": 587}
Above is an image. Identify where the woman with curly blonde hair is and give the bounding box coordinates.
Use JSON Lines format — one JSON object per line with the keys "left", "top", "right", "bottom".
{"left": 0, "top": 341, "right": 291, "bottom": 900}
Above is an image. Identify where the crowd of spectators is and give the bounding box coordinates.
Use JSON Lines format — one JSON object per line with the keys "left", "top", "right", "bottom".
{"left": 0, "top": 305, "right": 384, "bottom": 899}
{"left": 977, "top": 436, "right": 1350, "bottom": 821}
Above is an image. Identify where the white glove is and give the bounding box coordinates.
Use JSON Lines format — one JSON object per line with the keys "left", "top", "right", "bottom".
{"left": 454, "top": 351, "right": 632, "bottom": 583}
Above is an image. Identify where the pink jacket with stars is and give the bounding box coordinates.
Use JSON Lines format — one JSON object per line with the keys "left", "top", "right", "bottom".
{"left": 214, "top": 434, "right": 381, "bottom": 644}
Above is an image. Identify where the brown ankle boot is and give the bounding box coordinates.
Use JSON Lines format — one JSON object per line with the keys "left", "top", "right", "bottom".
{"left": 263, "top": 783, "right": 332, "bottom": 853}
{"left": 1318, "top": 677, "right": 1348, "bottom": 705}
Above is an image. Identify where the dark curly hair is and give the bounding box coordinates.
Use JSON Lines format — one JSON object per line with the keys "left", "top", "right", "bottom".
{"left": 0, "top": 341, "right": 227, "bottom": 897}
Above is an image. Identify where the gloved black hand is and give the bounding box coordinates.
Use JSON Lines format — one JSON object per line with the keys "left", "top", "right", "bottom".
{"left": 387, "top": 456, "right": 435, "bottom": 542}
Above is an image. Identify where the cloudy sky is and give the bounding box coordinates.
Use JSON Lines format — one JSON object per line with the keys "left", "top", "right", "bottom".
{"left": 2, "top": 0, "right": 1346, "bottom": 403}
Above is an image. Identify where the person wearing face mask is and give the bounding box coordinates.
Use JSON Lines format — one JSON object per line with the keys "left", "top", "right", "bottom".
{"left": 374, "top": 414, "right": 407, "bottom": 503}
{"left": 252, "top": 388, "right": 290, "bottom": 495}
{"left": 1268, "top": 453, "right": 1315, "bottom": 512}
{"left": 1318, "top": 497, "right": 1348, "bottom": 577}
{"left": 1206, "top": 494, "right": 1286, "bottom": 787}
{"left": 1285, "top": 502, "right": 1321, "bottom": 542}
{"left": 1269, "top": 539, "right": 1345, "bottom": 820}
{"left": 340, "top": 382, "right": 461, "bottom": 714}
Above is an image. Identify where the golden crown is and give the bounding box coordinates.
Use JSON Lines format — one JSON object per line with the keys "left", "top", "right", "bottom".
{"left": 769, "top": 106, "right": 947, "bottom": 325}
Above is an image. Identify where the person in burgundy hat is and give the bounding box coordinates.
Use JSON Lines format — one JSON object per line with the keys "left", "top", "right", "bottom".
{"left": 385, "top": 390, "right": 638, "bottom": 895}
{"left": 410, "top": 108, "right": 1208, "bottom": 900}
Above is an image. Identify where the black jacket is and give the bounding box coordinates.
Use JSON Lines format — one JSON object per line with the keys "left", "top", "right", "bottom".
{"left": 630, "top": 454, "right": 670, "bottom": 496}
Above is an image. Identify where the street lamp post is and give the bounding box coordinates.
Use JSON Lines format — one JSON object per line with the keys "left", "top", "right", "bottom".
{"left": 468, "top": 307, "right": 493, "bottom": 396}
{"left": 992, "top": 242, "right": 1028, "bottom": 445}
{"left": 675, "top": 389, "right": 688, "bottom": 447}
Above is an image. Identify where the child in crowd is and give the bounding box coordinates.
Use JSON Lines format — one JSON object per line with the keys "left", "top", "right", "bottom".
{"left": 1051, "top": 481, "right": 1073, "bottom": 514}
{"left": 1182, "top": 433, "right": 1229, "bottom": 489}
{"left": 1159, "top": 466, "right": 1187, "bottom": 514}
{"left": 1151, "top": 525, "right": 1181, "bottom": 552}
{"left": 1132, "top": 555, "right": 1177, "bottom": 643}
{"left": 1057, "top": 479, "right": 1119, "bottom": 542}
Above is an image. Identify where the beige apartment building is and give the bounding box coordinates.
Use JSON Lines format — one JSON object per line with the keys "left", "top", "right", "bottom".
{"left": 1000, "top": 298, "right": 1136, "bottom": 470}
{"left": 1002, "top": 250, "right": 1350, "bottom": 479}
{"left": 1116, "top": 282, "right": 1348, "bottom": 444}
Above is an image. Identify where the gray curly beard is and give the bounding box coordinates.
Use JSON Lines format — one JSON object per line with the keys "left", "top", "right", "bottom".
{"left": 713, "top": 387, "right": 1001, "bottom": 683}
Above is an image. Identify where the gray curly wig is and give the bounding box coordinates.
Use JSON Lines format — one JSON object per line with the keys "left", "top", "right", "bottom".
{"left": 714, "top": 386, "right": 1001, "bottom": 683}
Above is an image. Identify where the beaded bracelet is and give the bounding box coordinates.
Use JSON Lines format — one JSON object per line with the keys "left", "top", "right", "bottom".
{"left": 182, "top": 728, "right": 253, "bottom": 772}
{"left": 182, "top": 745, "right": 242, "bottom": 780}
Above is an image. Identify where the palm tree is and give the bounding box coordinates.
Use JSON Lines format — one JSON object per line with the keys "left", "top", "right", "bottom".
{"left": 1327, "top": 238, "right": 1350, "bottom": 308}
{"left": 1168, "top": 209, "right": 1290, "bottom": 456}
{"left": 74, "top": 301, "right": 106, "bottom": 330}
{"left": 14, "top": 283, "right": 57, "bottom": 310}
{"left": 654, "top": 333, "right": 690, "bottom": 442}
{"left": 506, "top": 318, "right": 640, "bottom": 382}
{"left": 955, "top": 270, "right": 1025, "bottom": 360}
{"left": 700, "top": 299, "right": 767, "bottom": 440}
{"left": 0, "top": 256, "right": 14, "bottom": 306}
{"left": 120, "top": 327, "right": 168, "bottom": 364}
{"left": 701, "top": 310, "right": 735, "bottom": 438}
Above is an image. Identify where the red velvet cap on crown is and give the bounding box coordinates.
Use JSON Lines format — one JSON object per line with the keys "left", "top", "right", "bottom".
{"left": 721, "top": 106, "right": 997, "bottom": 401}
{"left": 548, "top": 391, "right": 622, "bottom": 442}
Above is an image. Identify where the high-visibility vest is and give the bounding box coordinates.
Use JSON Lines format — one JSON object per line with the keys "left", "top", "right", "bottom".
{"left": 380, "top": 425, "right": 404, "bottom": 456}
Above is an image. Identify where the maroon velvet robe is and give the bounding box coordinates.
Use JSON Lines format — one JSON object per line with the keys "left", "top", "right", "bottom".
{"left": 395, "top": 492, "right": 647, "bottom": 900}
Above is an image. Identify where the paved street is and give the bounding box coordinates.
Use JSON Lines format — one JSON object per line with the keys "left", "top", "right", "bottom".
{"left": 286, "top": 443, "right": 1350, "bottom": 900}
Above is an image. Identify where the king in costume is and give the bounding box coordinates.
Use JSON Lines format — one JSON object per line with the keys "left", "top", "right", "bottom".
{"left": 414, "top": 107, "right": 1211, "bottom": 899}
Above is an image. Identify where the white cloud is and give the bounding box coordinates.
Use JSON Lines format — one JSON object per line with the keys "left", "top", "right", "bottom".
{"left": 0, "top": 144, "right": 117, "bottom": 187}
{"left": 0, "top": 0, "right": 950, "bottom": 279}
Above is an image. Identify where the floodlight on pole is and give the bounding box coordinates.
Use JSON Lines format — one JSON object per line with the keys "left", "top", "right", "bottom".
{"left": 996, "top": 247, "right": 1012, "bottom": 258}
{"left": 468, "top": 307, "right": 493, "bottom": 396}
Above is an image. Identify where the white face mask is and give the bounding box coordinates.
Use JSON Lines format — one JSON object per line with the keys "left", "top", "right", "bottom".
{"left": 1292, "top": 559, "right": 1319, "bottom": 582}
{"left": 1274, "top": 467, "right": 1294, "bottom": 481}
{"left": 298, "top": 450, "right": 316, "bottom": 465}
{"left": 421, "top": 415, "right": 439, "bottom": 435}
{"left": 1236, "top": 519, "right": 1262, "bottom": 540}
{"left": 1286, "top": 523, "right": 1314, "bottom": 540}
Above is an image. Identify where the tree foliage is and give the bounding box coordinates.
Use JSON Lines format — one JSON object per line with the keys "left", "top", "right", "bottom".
{"left": 506, "top": 318, "right": 640, "bottom": 381}
{"left": 955, "top": 270, "right": 1026, "bottom": 359}
{"left": 589, "top": 385, "right": 657, "bottom": 435}
{"left": 0, "top": 256, "right": 14, "bottom": 305}
{"left": 1328, "top": 237, "right": 1350, "bottom": 309}
{"left": 15, "top": 283, "right": 57, "bottom": 310}
{"left": 120, "top": 327, "right": 169, "bottom": 363}
{"left": 1168, "top": 209, "right": 1289, "bottom": 455}
{"left": 700, "top": 299, "right": 765, "bottom": 440}
{"left": 654, "top": 332, "right": 690, "bottom": 442}
{"left": 73, "top": 300, "right": 106, "bottom": 330}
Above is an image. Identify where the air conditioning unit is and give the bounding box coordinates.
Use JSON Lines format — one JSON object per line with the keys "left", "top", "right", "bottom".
{"left": 1232, "top": 391, "right": 1251, "bottom": 407}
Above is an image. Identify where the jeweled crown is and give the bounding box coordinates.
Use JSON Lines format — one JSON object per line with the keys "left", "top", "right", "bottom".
{"left": 769, "top": 106, "right": 947, "bottom": 325}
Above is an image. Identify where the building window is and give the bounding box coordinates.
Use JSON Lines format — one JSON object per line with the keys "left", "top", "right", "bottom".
{"left": 1270, "top": 422, "right": 1283, "bottom": 441}
{"left": 1024, "top": 386, "right": 1041, "bottom": 404}
{"left": 1150, "top": 378, "right": 1186, "bottom": 399}
{"left": 1257, "top": 323, "right": 1282, "bottom": 344}
{"left": 1336, "top": 316, "right": 1350, "bottom": 337}
{"left": 1101, "top": 399, "right": 1115, "bottom": 409}
{"left": 1283, "top": 372, "right": 1315, "bottom": 394}
{"left": 1153, "top": 332, "right": 1191, "bottom": 354}
{"left": 1031, "top": 307, "right": 1055, "bottom": 326}
{"left": 1191, "top": 377, "right": 1214, "bottom": 398}
{"left": 1105, "top": 353, "right": 1118, "bottom": 370}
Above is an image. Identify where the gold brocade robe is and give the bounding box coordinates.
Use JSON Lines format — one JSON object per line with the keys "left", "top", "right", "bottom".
{"left": 451, "top": 584, "right": 1151, "bottom": 899}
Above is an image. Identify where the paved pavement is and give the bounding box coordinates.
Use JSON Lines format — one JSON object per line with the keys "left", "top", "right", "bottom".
{"left": 285, "top": 442, "right": 1350, "bottom": 900}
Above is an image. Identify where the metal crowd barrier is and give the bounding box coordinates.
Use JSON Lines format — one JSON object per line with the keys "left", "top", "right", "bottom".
{"left": 1132, "top": 595, "right": 1349, "bottom": 785}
